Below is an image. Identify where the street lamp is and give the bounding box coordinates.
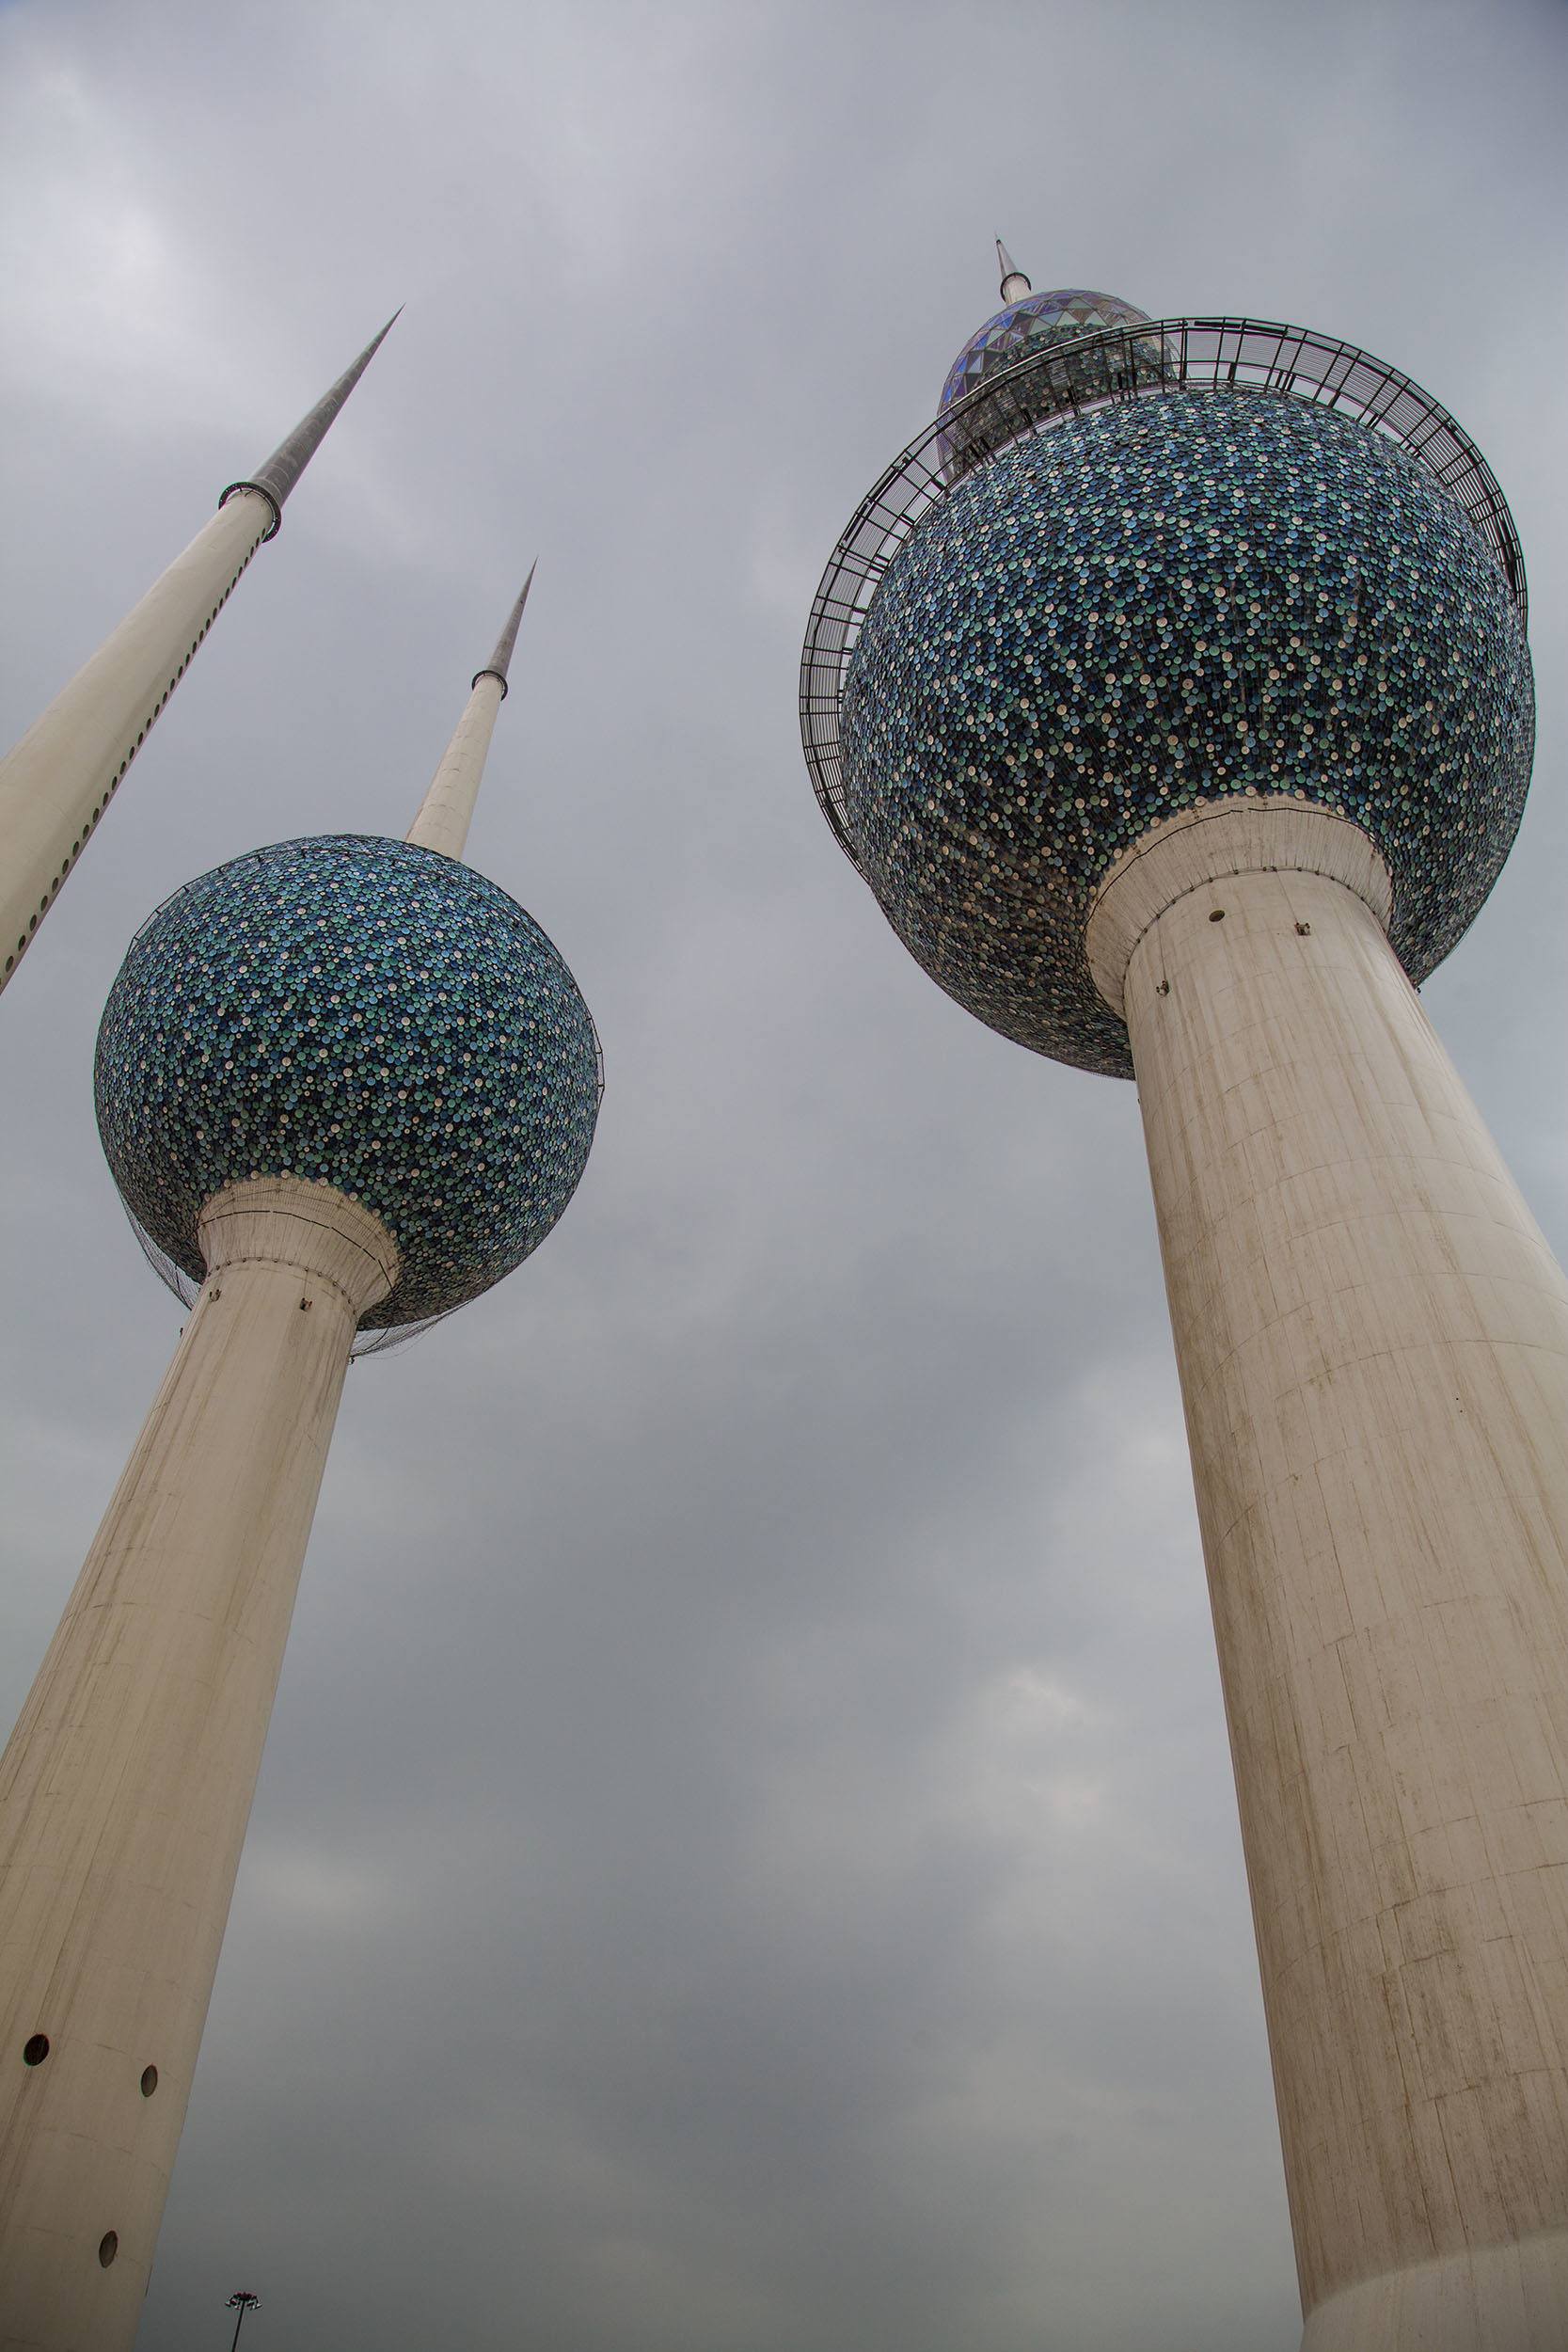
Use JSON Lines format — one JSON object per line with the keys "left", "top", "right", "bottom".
{"left": 226, "top": 2290, "right": 261, "bottom": 2348}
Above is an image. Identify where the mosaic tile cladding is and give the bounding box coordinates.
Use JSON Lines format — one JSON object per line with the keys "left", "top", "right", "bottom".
{"left": 937, "top": 290, "right": 1174, "bottom": 479}
{"left": 838, "top": 389, "right": 1534, "bottom": 1079}
{"left": 96, "top": 835, "right": 602, "bottom": 1327}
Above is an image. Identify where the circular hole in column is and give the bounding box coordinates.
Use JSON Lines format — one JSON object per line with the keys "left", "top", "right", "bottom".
{"left": 98, "top": 2231, "right": 119, "bottom": 2267}
{"left": 23, "top": 2034, "right": 50, "bottom": 2066}
{"left": 1208, "top": 908, "right": 1226, "bottom": 922}
{"left": 140, "top": 2065, "right": 158, "bottom": 2097}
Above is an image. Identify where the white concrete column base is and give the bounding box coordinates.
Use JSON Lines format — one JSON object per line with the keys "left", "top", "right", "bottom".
{"left": 1302, "top": 2231, "right": 1568, "bottom": 2352}
{"left": 1081, "top": 794, "right": 1568, "bottom": 2343}
{"left": 0, "top": 1178, "right": 396, "bottom": 2350}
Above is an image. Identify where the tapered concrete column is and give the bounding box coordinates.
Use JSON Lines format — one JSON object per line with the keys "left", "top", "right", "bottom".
{"left": 0, "top": 492, "right": 275, "bottom": 985}
{"left": 404, "top": 569, "right": 534, "bottom": 859}
{"left": 0, "top": 312, "right": 395, "bottom": 993}
{"left": 1087, "top": 800, "right": 1568, "bottom": 2352}
{"left": 0, "top": 1178, "right": 396, "bottom": 2351}
{"left": 405, "top": 671, "right": 505, "bottom": 858}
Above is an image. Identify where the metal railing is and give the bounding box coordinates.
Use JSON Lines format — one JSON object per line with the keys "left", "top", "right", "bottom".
{"left": 800, "top": 317, "right": 1528, "bottom": 865}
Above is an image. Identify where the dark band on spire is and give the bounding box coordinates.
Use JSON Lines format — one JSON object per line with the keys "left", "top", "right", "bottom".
{"left": 218, "top": 310, "right": 400, "bottom": 541}
{"left": 472, "top": 563, "right": 537, "bottom": 699}
{"left": 996, "top": 238, "right": 1033, "bottom": 300}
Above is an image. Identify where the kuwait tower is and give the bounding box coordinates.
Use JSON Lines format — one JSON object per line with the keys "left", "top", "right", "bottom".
{"left": 0, "top": 578, "right": 601, "bottom": 2346}
{"left": 800, "top": 246, "right": 1564, "bottom": 2348}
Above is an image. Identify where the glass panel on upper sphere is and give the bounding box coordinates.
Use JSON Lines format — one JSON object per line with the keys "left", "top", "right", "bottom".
{"left": 937, "top": 288, "right": 1174, "bottom": 480}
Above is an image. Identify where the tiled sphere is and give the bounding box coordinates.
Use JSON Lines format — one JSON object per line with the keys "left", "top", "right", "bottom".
{"left": 96, "top": 835, "right": 601, "bottom": 1327}
{"left": 840, "top": 390, "right": 1534, "bottom": 1078}
{"left": 938, "top": 288, "right": 1173, "bottom": 479}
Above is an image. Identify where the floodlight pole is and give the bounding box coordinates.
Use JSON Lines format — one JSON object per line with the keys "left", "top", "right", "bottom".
{"left": 226, "top": 2289, "right": 261, "bottom": 2348}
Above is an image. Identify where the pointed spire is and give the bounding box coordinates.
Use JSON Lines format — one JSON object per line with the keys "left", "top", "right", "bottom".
{"left": 218, "top": 311, "right": 400, "bottom": 540}
{"left": 996, "top": 238, "right": 1033, "bottom": 305}
{"left": 472, "top": 562, "right": 537, "bottom": 700}
{"left": 406, "top": 576, "right": 536, "bottom": 862}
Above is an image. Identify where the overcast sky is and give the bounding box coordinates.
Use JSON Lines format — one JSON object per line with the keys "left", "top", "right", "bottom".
{"left": 1, "top": 2, "right": 1565, "bottom": 2345}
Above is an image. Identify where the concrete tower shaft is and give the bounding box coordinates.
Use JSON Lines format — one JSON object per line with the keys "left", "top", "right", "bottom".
{"left": 0, "top": 1181, "right": 397, "bottom": 2347}
{"left": 0, "top": 315, "right": 395, "bottom": 993}
{"left": 1087, "top": 802, "right": 1568, "bottom": 2345}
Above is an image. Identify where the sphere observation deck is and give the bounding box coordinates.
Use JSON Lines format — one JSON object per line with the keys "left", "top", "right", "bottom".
{"left": 802, "top": 315, "right": 1532, "bottom": 1078}
{"left": 97, "top": 834, "right": 602, "bottom": 1327}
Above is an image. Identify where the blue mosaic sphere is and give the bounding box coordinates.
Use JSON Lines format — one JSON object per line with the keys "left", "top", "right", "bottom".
{"left": 938, "top": 289, "right": 1173, "bottom": 478}
{"left": 96, "top": 835, "right": 602, "bottom": 1327}
{"left": 840, "top": 390, "right": 1534, "bottom": 1078}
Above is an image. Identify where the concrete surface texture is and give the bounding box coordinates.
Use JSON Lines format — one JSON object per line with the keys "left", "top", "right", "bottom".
{"left": 405, "top": 668, "right": 506, "bottom": 858}
{"left": 1088, "top": 799, "right": 1568, "bottom": 2350}
{"left": 0, "top": 1179, "right": 397, "bottom": 2350}
{"left": 0, "top": 490, "right": 272, "bottom": 992}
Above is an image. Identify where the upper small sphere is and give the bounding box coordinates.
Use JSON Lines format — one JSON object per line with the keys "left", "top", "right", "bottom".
{"left": 939, "top": 289, "right": 1172, "bottom": 477}
{"left": 941, "top": 287, "right": 1158, "bottom": 411}
{"left": 840, "top": 390, "right": 1533, "bottom": 1077}
{"left": 96, "top": 835, "right": 601, "bottom": 1327}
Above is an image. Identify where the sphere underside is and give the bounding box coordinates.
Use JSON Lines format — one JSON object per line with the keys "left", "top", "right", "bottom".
{"left": 839, "top": 390, "right": 1534, "bottom": 1077}
{"left": 96, "top": 836, "right": 601, "bottom": 1327}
